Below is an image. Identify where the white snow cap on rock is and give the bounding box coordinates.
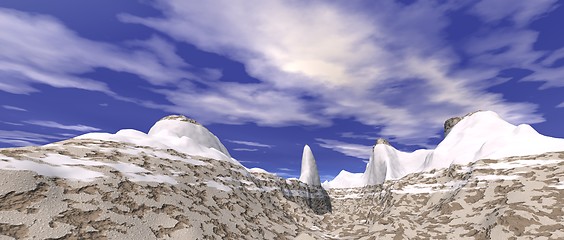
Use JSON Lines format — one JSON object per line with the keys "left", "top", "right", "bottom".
{"left": 148, "top": 115, "right": 231, "bottom": 159}
{"left": 324, "top": 110, "right": 564, "bottom": 189}
{"left": 361, "top": 139, "right": 394, "bottom": 186}
{"left": 77, "top": 115, "right": 236, "bottom": 164}
{"left": 299, "top": 145, "right": 321, "bottom": 186}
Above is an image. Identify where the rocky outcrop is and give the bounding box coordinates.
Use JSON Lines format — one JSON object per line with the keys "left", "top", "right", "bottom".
{"left": 159, "top": 115, "right": 201, "bottom": 125}
{"left": 444, "top": 116, "right": 462, "bottom": 137}
{"left": 375, "top": 138, "right": 390, "bottom": 146}
{"left": 444, "top": 110, "right": 483, "bottom": 137}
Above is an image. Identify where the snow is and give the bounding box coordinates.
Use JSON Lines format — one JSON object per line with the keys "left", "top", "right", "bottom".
{"left": 474, "top": 175, "right": 520, "bottom": 181}
{"left": 549, "top": 183, "right": 564, "bottom": 190}
{"left": 206, "top": 180, "right": 232, "bottom": 192}
{"left": 248, "top": 167, "right": 272, "bottom": 174}
{"left": 0, "top": 152, "right": 180, "bottom": 184}
{"left": 299, "top": 145, "right": 321, "bottom": 186}
{"left": 322, "top": 170, "right": 363, "bottom": 189}
{"left": 391, "top": 181, "right": 467, "bottom": 194}
{"left": 0, "top": 154, "right": 105, "bottom": 182}
{"left": 77, "top": 116, "right": 240, "bottom": 165}
{"left": 324, "top": 111, "right": 564, "bottom": 189}
{"left": 474, "top": 159, "right": 563, "bottom": 170}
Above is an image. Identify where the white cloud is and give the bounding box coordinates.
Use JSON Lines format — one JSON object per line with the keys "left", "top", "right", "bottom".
{"left": 470, "top": 0, "right": 557, "bottom": 27}
{"left": 277, "top": 168, "right": 293, "bottom": 172}
{"left": 120, "top": 0, "right": 555, "bottom": 146}
{"left": 0, "top": 8, "right": 206, "bottom": 96}
{"left": 0, "top": 130, "right": 63, "bottom": 146}
{"left": 340, "top": 132, "right": 376, "bottom": 140}
{"left": 2, "top": 105, "right": 27, "bottom": 111}
{"left": 0, "top": 139, "right": 36, "bottom": 147}
{"left": 227, "top": 139, "right": 272, "bottom": 148}
{"left": 233, "top": 148, "right": 258, "bottom": 152}
{"left": 274, "top": 172, "right": 298, "bottom": 179}
{"left": 24, "top": 120, "right": 100, "bottom": 132}
{"left": 316, "top": 138, "right": 372, "bottom": 160}
{"left": 1, "top": 122, "right": 24, "bottom": 126}
{"left": 0, "top": 2, "right": 557, "bottom": 148}
{"left": 153, "top": 82, "right": 326, "bottom": 126}
{"left": 557, "top": 102, "right": 564, "bottom": 108}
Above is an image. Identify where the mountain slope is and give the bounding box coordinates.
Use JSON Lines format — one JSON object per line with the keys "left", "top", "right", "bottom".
{"left": 0, "top": 116, "right": 331, "bottom": 239}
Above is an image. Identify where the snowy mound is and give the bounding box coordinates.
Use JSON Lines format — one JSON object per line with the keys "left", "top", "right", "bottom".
{"left": 322, "top": 170, "right": 363, "bottom": 189}
{"left": 299, "top": 145, "right": 321, "bottom": 186}
{"left": 77, "top": 115, "right": 235, "bottom": 163}
{"left": 324, "top": 111, "right": 564, "bottom": 188}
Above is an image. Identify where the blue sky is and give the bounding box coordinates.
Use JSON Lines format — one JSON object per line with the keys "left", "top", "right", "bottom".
{"left": 1, "top": 0, "right": 563, "bottom": 182}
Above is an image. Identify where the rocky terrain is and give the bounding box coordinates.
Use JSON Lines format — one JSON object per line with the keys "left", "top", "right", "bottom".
{"left": 0, "top": 138, "right": 332, "bottom": 239}
{"left": 0, "top": 113, "right": 563, "bottom": 239}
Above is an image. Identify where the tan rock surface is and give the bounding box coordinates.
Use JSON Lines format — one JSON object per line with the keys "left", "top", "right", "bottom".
{"left": 0, "top": 139, "right": 562, "bottom": 239}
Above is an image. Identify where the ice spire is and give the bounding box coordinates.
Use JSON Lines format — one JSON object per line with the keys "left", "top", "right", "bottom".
{"left": 299, "top": 145, "right": 321, "bottom": 186}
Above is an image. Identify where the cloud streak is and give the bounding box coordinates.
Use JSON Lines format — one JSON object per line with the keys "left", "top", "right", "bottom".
{"left": 228, "top": 139, "right": 273, "bottom": 148}
{"left": 0, "top": 130, "right": 63, "bottom": 147}
{"left": 2, "top": 105, "right": 27, "bottom": 112}
{"left": 24, "top": 120, "right": 100, "bottom": 132}
{"left": 316, "top": 138, "right": 372, "bottom": 160}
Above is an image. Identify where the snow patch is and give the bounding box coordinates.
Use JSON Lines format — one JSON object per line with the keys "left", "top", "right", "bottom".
{"left": 206, "top": 180, "right": 232, "bottom": 192}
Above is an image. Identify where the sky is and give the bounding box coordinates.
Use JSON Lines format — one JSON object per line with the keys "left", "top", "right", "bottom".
{"left": 0, "top": 0, "right": 563, "bottom": 182}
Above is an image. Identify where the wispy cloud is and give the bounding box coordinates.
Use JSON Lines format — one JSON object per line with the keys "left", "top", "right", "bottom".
{"left": 2, "top": 105, "right": 27, "bottom": 112}
{"left": 0, "top": 130, "right": 63, "bottom": 146}
{"left": 238, "top": 160, "right": 259, "bottom": 164}
{"left": 316, "top": 138, "right": 372, "bottom": 160}
{"left": 0, "top": 139, "right": 36, "bottom": 147}
{"left": 0, "top": 2, "right": 558, "bottom": 148}
{"left": 340, "top": 132, "right": 375, "bottom": 140}
{"left": 557, "top": 102, "right": 564, "bottom": 108}
{"left": 24, "top": 120, "right": 100, "bottom": 132}
{"left": 1, "top": 121, "right": 24, "bottom": 126}
{"left": 277, "top": 167, "right": 294, "bottom": 172}
{"left": 274, "top": 172, "right": 298, "bottom": 179}
{"left": 0, "top": 8, "right": 210, "bottom": 98}
{"left": 120, "top": 0, "right": 556, "bottom": 146}
{"left": 228, "top": 139, "right": 273, "bottom": 148}
{"left": 233, "top": 148, "right": 259, "bottom": 152}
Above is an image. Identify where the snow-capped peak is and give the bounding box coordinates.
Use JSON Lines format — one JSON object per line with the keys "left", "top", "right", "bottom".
{"left": 299, "top": 145, "right": 321, "bottom": 186}
{"left": 77, "top": 115, "right": 234, "bottom": 163}
{"left": 324, "top": 110, "right": 564, "bottom": 189}
{"left": 375, "top": 138, "right": 390, "bottom": 146}
{"left": 148, "top": 115, "right": 231, "bottom": 159}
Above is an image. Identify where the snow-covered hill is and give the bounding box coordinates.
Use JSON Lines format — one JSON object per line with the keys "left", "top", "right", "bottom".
{"left": 323, "top": 111, "right": 564, "bottom": 188}
{"left": 0, "top": 112, "right": 563, "bottom": 239}
{"left": 0, "top": 115, "right": 331, "bottom": 239}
